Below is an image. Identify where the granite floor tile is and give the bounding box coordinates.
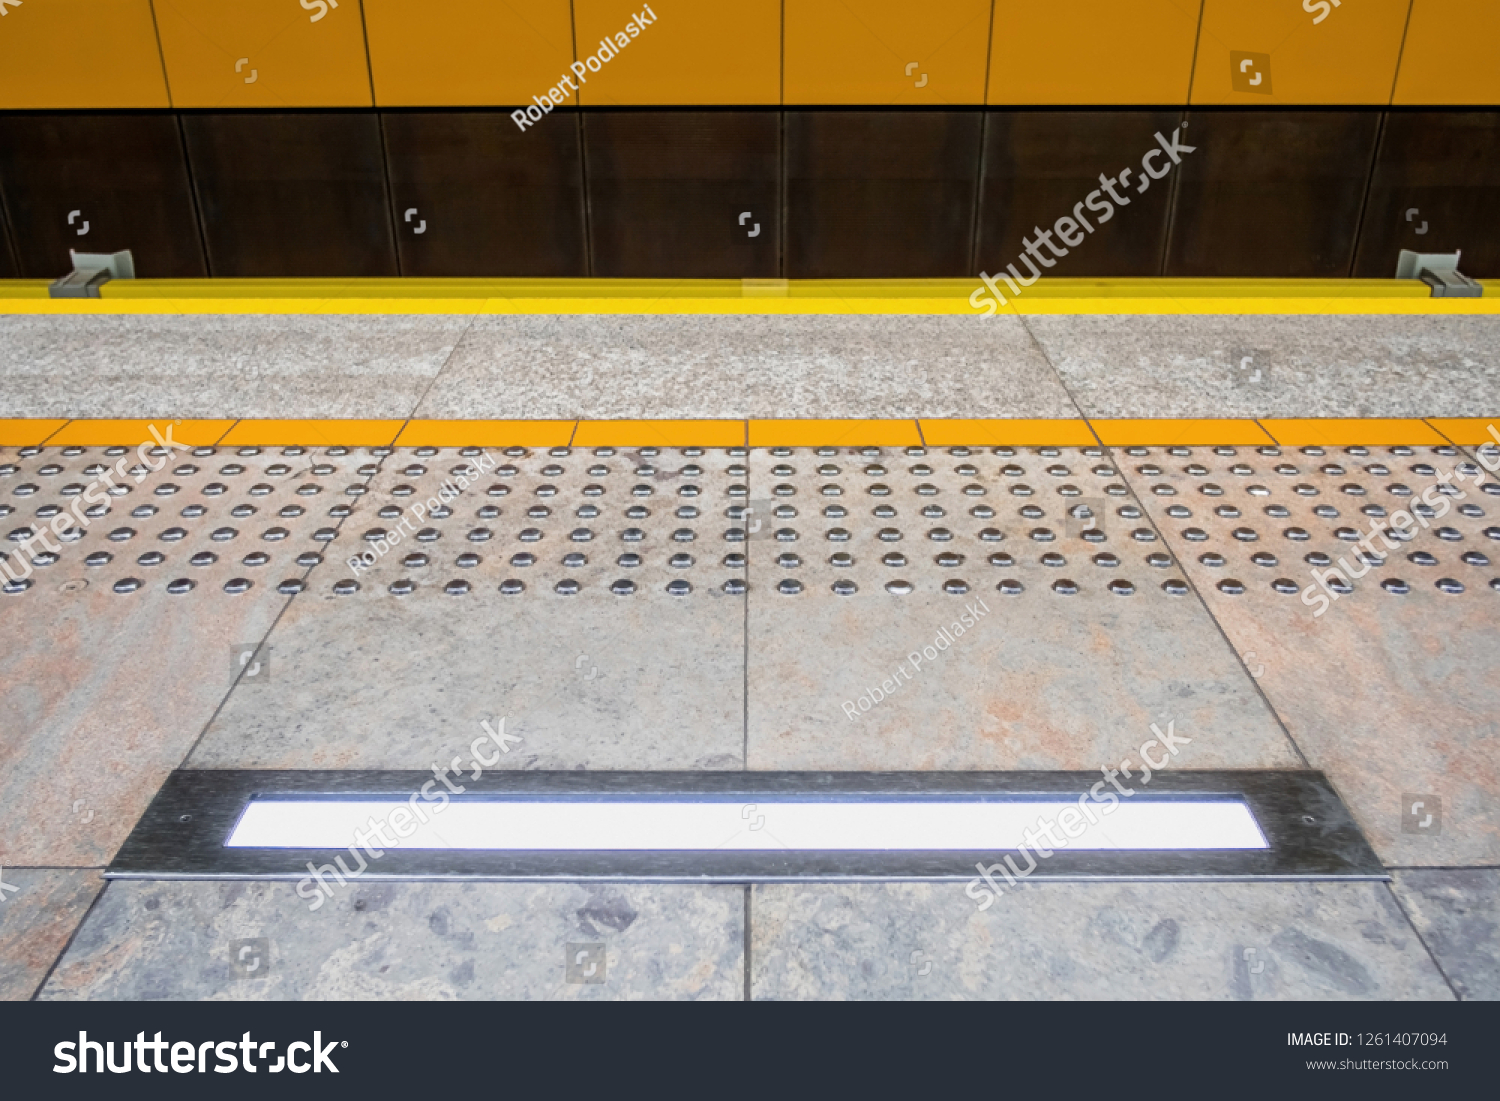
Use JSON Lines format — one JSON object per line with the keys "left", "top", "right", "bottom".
{"left": 416, "top": 314, "right": 1078, "bottom": 420}
{"left": 751, "top": 882, "right": 1454, "bottom": 1000}
{"left": 188, "top": 446, "right": 745, "bottom": 769}
{"left": 1116, "top": 443, "right": 1500, "bottom": 865}
{"left": 186, "top": 586, "right": 745, "bottom": 770}
{"left": 0, "top": 444, "right": 361, "bottom": 864}
{"left": 0, "top": 315, "right": 472, "bottom": 420}
{"left": 1391, "top": 869, "right": 1500, "bottom": 1000}
{"left": 0, "top": 870, "right": 104, "bottom": 1001}
{"left": 39, "top": 880, "right": 743, "bottom": 1001}
{"left": 745, "top": 446, "right": 1299, "bottom": 769}
{"left": 1023, "top": 314, "right": 1500, "bottom": 420}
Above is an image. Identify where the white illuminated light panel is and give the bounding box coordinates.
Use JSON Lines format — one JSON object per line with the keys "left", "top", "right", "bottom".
{"left": 227, "top": 799, "right": 1269, "bottom": 851}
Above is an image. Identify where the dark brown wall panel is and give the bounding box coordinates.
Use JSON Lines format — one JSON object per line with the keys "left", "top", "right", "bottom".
{"left": 382, "top": 111, "right": 586, "bottom": 277}
{"left": 786, "top": 111, "right": 981, "bottom": 279}
{"left": 0, "top": 112, "right": 206, "bottom": 278}
{"left": 1166, "top": 110, "right": 1381, "bottom": 278}
{"left": 978, "top": 111, "right": 1182, "bottom": 279}
{"left": 0, "top": 201, "right": 17, "bottom": 279}
{"left": 1353, "top": 111, "right": 1500, "bottom": 279}
{"left": 583, "top": 112, "right": 778, "bottom": 279}
{"left": 181, "top": 113, "right": 396, "bottom": 278}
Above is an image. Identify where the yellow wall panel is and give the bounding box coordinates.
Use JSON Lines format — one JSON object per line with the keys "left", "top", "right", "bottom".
{"left": 0, "top": 0, "right": 169, "bottom": 109}
{"left": 1191, "top": 0, "right": 1411, "bottom": 105}
{"left": 988, "top": 0, "right": 1200, "bottom": 105}
{"left": 785, "top": 0, "right": 992, "bottom": 105}
{"left": 1393, "top": 0, "right": 1500, "bottom": 105}
{"left": 573, "top": 1, "right": 779, "bottom": 105}
{"left": 364, "top": 0, "right": 574, "bottom": 107}
{"left": 154, "top": 0, "right": 372, "bottom": 108}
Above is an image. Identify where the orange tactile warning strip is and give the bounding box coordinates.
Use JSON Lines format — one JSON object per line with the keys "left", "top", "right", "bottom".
{"left": 45, "top": 419, "right": 236, "bottom": 447}
{"left": 0, "top": 418, "right": 70, "bottom": 447}
{"left": 217, "top": 420, "right": 406, "bottom": 447}
{"left": 571, "top": 420, "right": 746, "bottom": 448}
{"left": 748, "top": 419, "right": 923, "bottom": 447}
{"left": 1090, "top": 419, "right": 1275, "bottom": 447}
{"left": 1425, "top": 418, "right": 1500, "bottom": 447}
{"left": 919, "top": 418, "right": 1098, "bottom": 447}
{"left": 396, "top": 419, "right": 576, "bottom": 448}
{"left": 1259, "top": 419, "right": 1446, "bottom": 447}
{"left": 1, "top": 417, "right": 1494, "bottom": 450}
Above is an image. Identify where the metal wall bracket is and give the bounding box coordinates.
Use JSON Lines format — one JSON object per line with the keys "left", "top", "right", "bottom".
{"left": 1396, "top": 249, "right": 1484, "bottom": 298}
{"left": 48, "top": 248, "right": 135, "bottom": 299}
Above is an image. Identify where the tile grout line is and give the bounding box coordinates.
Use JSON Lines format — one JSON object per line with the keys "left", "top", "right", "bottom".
{"left": 29, "top": 872, "right": 110, "bottom": 1001}
{"left": 1385, "top": 863, "right": 1500, "bottom": 871}
{"left": 1007, "top": 317, "right": 1309, "bottom": 764}
{"left": 1012, "top": 313, "right": 1104, "bottom": 448}
{"left": 742, "top": 426, "right": 753, "bottom": 1004}
{"left": 38, "top": 420, "right": 72, "bottom": 447}
{"left": 743, "top": 884, "right": 752, "bottom": 1002}
{"left": 175, "top": 316, "right": 479, "bottom": 768}
{"left": 391, "top": 312, "right": 481, "bottom": 446}
{"left": 1110, "top": 458, "right": 1313, "bottom": 770}
{"left": 1381, "top": 879, "right": 1463, "bottom": 1001}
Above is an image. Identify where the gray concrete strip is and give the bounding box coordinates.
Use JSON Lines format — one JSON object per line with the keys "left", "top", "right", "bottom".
{"left": 0, "top": 314, "right": 470, "bottom": 420}
{"left": 1023, "top": 314, "right": 1500, "bottom": 420}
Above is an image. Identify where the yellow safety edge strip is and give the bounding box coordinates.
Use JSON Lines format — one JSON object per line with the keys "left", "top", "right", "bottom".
{"left": 2, "top": 277, "right": 1495, "bottom": 315}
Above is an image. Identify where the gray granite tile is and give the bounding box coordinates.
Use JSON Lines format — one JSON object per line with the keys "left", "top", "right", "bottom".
{"left": 1391, "top": 869, "right": 1500, "bottom": 1000}
{"left": 0, "top": 314, "right": 472, "bottom": 419}
{"left": 186, "top": 586, "right": 745, "bottom": 770}
{"left": 0, "top": 870, "right": 103, "bottom": 1001}
{"left": 1024, "top": 314, "right": 1500, "bottom": 419}
{"left": 40, "top": 880, "right": 742, "bottom": 1000}
{"left": 1116, "top": 445, "right": 1500, "bottom": 866}
{"left": 751, "top": 882, "right": 1454, "bottom": 1000}
{"left": 0, "top": 445, "right": 339, "bottom": 865}
{"left": 187, "top": 447, "right": 746, "bottom": 770}
{"left": 416, "top": 314, "right": 1078, "bottom": 420}
{"left": 745, "top": 447, "right": 1299, "bottom": 770}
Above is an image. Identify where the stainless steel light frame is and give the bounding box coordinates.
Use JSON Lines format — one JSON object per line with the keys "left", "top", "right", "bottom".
{"left": 109, "top": 769, "right": 1385, "bottom": 883}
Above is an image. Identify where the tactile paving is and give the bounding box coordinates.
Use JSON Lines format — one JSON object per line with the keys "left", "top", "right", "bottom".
{"left": 1117, "top": 443, "right": 1500, "bottom": 866}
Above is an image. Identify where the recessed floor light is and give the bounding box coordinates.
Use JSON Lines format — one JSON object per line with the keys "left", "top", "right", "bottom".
{"left": 112, "top": 770, "right": 1381, "bottom": 883}
{"left": 226, "top": 798, "right": 1268, "bottom": 853}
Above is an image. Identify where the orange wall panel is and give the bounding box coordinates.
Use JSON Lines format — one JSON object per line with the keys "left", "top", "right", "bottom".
{"left": 988, "top": 1, "right": 1200, "bottom": 105}
{"left": 1191, "top": 0, "right": 1411, "bottom": 105}
{"left": 1393, "top": 0, "right": 1500, "bottom": 105}
{"left": 364, "top": 0, "right": 575, "bottom": 107}
{"left": 153, "top": 0, "right": 372, "bottom": 108}
{"left": 573, "top": 0, "right": 779, "bottom": 105}
{"left": 785, "top": 0, "right": 993, "bottom": 105}
{"left": 0, "top": 0, "right": 169, "bottom": 109}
